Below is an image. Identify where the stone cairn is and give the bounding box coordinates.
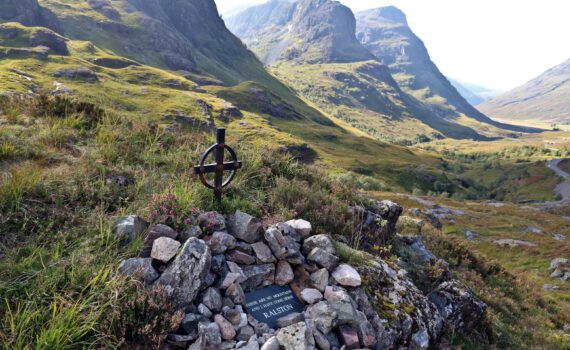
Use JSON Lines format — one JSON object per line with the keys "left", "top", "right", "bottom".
{"left": 116, "top": 211, "right": 376, "bottom": 350}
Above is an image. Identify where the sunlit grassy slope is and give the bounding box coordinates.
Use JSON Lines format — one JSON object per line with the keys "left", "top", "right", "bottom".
{"left": 374, "top": 192, "right": 570, "bottom": 348}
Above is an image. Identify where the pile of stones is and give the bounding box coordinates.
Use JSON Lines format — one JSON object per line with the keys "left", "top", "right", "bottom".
{"left": 116, "top": 206, "right": 488, "bottom": 350}
{"left": 116, "top": 211, "right": 378, "bottom": 350}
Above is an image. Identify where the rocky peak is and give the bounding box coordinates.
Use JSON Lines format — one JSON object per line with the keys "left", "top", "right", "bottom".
{"left": 356, "top": 6, "right": 535, "bottom": 134}
{"left": 282, "top": 0, "right": 375, "bottom": 63}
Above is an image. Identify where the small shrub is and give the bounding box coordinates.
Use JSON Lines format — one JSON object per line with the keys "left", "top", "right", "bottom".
{"left": 147, "top": 193, "right": 198, "bottom": 231}
{"left": 102, "top": 280, "right": 183, "bottom": 348}
{"left": 0, "top": 141, "right": 17, "bottom": 160}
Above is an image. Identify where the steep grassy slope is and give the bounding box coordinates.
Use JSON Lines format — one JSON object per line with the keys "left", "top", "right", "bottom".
{"left": 479, "top": 58, "right": 570, "bottom": 126}
{"left": 355, "top": 7, "right": 538, "bottom": 135}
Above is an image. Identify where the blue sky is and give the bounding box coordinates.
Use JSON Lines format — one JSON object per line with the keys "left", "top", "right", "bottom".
{"left": 215, "top": 0, "right": 570, "bottom": 92}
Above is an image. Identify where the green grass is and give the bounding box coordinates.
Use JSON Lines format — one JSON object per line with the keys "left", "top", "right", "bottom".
{"left": 374, "top": 191, "right": 570, "bottom": 348}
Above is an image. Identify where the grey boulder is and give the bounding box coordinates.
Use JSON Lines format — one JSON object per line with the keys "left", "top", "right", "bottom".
{"left": 155, "top": 238, "right": 211, "bottom": 310}
{"left": 118, "top": 258, "right": 158, "bottom": 285}
{"left": 113, "top": 215, "right": 148, "bottom": 242}
{"left": 228, "top": 210, "right": 264, "bottom": 243}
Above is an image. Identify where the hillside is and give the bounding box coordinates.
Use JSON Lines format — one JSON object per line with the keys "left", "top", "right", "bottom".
{"left": 227, "top": 1, "right": 543, "bottom": 143}
{"left": 1, "top": 0, "right": 570, "bottom": 349}
{"left": 355, "top": 7, "right": 535, "bottom": 135}
{"left": 479, "top": 58, "right": 570, "bottom": 125}
{"left": 0, "top": 0, "right": 462, "bottom": 194}
{"left": 227, "top": 0, "right": 501, "bottom": 143}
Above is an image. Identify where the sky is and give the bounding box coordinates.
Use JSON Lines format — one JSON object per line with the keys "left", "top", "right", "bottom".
{"left": 215, "top": 0, "right": 570, "bottom": 92}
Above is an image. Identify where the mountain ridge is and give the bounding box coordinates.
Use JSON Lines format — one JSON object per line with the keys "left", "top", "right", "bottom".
{"left": 355, "top": 6, "right": 537, "bottom": 134}
{"left": 479, "top": 58, "right": 570, "bottom": 124}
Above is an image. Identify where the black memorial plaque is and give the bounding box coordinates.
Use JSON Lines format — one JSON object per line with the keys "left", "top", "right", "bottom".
{"left": 244, "top": 285, "right": 304, "bottom": 329}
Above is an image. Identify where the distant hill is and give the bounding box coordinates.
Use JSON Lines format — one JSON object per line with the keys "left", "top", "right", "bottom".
{"left": 479, "top": 58, "right": 570, "bottom": 124}
{"left": 450, "top": 79, "right": 488, "bottom": 106}
{"left": 355, "top": 7, "right": 533, "bottom": 134}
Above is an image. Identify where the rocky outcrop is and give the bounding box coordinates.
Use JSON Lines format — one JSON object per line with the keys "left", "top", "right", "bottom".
{"left": 352, "top": 200, "right": 403, "bottom": 250}
{"left": 0, "top": 0, "right": 61, "bottom": 32}
{"left": 428, "top": 280, "right": 487, "bottom": 333}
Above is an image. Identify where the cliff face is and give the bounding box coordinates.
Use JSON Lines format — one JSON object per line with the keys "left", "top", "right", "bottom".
{"left": 281, "top": 0, "right": 375, "bottom": 63}
{"left": 0, "top": 0, "right": 60, "bottom": 32}
{"left": 355, "top": 7, "right": 536, "bottom": 133}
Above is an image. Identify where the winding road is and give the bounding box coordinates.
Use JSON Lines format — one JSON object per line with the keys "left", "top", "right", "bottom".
{"left": 545, "top": 159, "right": 570, "bottom": 204}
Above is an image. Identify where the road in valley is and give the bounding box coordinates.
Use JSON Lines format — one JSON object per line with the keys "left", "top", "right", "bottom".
{"left": 545, "top": 159, "right": 570, "bottom": 205}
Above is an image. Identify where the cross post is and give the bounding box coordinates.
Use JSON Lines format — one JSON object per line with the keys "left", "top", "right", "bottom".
{"left": 194, "top": 128, "right": 242, "bottom": 204}
{"left": 214, "top": 128, "right": 225, "bottom": 203}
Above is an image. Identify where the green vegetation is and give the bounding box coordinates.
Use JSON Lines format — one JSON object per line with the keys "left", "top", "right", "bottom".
{"left": 376, "top": 192, "right": 570, "bottom": 349}
{"left": 0, "top": 92, "right": 372, "bottom": 348}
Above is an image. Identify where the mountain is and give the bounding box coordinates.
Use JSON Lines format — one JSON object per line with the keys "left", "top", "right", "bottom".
{"left": 227, "top": 0, "right": 505, "bottom": 142}
{"left": 450, "top": 79, "right": 501, "bottom": 105}
{"left": 450, "top": 79, "right": 486, "bottom": 106}
{"left": 479, "top": 58, "right": 570, "bottom": 124}
{"left": 0, "top": 0, "right": 452, "bottom": 194}
{"left": 354, "top": 6, "right": 534, "bottom": 134}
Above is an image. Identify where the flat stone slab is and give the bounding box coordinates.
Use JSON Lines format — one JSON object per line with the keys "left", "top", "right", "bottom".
{"left": 245, "top": 285, "right": 304, "bottom": 329}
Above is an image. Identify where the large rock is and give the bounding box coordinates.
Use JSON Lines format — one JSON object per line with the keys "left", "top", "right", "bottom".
{"left": 428, "top": 280, "right": 487, "bottom": 333}
{"left": 226, "top": 250, "right": 256, "bottom": 265}
{"left": 251, "top": 242, "right": 276, "bottom": 263}
{"left": 310, "top": 268, "right": 329, "bottom": 292}
{"left": 332, "top": 265, "right": 362, "bottom": 287}
{"left": 302, "top": 234, "right": 335, "bottom": 256}
{"left": 307, "top": 247, "right": 338, "bottom": 270}
{"left": 215, "top": 314, "right": 236, "bottom": 340}
{"left": 324, "top": 286, "right": 361, "bottom": 325}
{"left": 550, "top": 258, "right": 568, "bottom": 271}
{"left": 352, "top": 200, "right": 403, "bottom": 251}
{"left": 276, "top": 322, "right": 315, "bottom": 350}
{"left": 284, "top": 219, "right": 312, "bottom": 241}
{"left": 156, "top": 238, "right": 211, "bottom": 310}
{"left": 207, "top": 231, "right": 237, "bottom": 255}
{"left": 140, "top": 224, "right": 178, "bottom": 257}
{"left": 113, "top": 215, "right": 149, "bottom": 242}
{"left": 189, "top": 322, "right": 222, "bottom": 350}
{"left": 227, "top": 210, "right": 264, "bottom": 243}
{"left": 54, "top": 67, "right": 99, "bottom": 82}
{"left": 264, "top": 227, "right": 287, "bottom": 259}
{"left": 151, "top": 236, "right": 181, "bottom": 263}
{"left": 337, "top": 324, "right": 359, "bottom": 350}
{"left": 274, "top": 260, "right": 294, "bottom": 286}
{"left": 118, "top": 258, "right": 159, "bottom": 285}
{"left": 201, "top": 287, "right": 223, "bottom": 313}
{"left": 199, "top": 211, "right": 226, "bottom": 233}
{"left": 301, "top": 288, "right": 323, "bottom": 304}
{"left": 240, "top": 264, "right": 275, "bottom": 291}
{"left": 226, "top": 282, "right": 246, "bottom": 305}
{"left": 276, "top": 312, "right": 305, "bottom": 328}
{"left": 260, "top": 336, "right": 280, "bottom": 350}
{"left": 306, "top": 301, "right": 338, "bottom": 334}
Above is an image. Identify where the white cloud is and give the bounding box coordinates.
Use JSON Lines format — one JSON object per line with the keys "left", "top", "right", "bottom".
{"left": 216, "top": 0, "right": 570, "bottom": 91}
